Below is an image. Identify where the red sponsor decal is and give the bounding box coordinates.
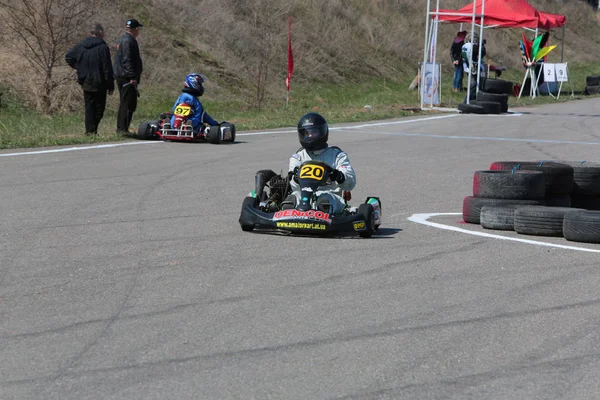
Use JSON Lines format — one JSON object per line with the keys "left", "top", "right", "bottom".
{"left": 273, "top": 209, "right": 332, "bottom": 223}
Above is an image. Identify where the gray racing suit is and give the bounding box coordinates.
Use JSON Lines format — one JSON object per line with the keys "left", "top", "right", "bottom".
{"left": 288, "top": 146, "right": 356, "bottom": 214}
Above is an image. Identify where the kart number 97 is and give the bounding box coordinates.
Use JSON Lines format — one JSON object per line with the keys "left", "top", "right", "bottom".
{"left": 174, "top": 105, "right": 192, "bottom": 117}
{"left": 299, "top": 165, "right": 325, "bottom": 180}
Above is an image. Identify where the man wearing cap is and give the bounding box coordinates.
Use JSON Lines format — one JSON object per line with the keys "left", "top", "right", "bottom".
{"left": 66, "top": 24, "right": 114, "bottom": 136}
{"left": 114, "top": 18, "right": 144, "bottom": 135}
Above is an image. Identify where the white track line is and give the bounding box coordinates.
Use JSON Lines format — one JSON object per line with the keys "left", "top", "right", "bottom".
{"left": 0, "top": 141, "right": 162, "bottom": 157}
{"left": 237, "top": 114, "right": 459, "bottom": 136}
{"left": 408, "top": 212, "right": 600, "bottom": 253}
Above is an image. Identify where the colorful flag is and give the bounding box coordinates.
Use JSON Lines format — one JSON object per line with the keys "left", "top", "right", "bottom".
{"left": 531, "top": 33, "right": 545, "bottom": 62}
{"left": 534, "top": 44, "right": 557, "bottom": 61}
{"left": 286, "top": 16, "right": 294, "bottom": 92}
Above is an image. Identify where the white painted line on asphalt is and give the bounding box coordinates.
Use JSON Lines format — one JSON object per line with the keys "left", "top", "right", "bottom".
{"left": 0, "top": 141, "right": 162, "bottom": 157}
{"left": 408, "top": 212, "right": 600, "bottom": 253}
{"left": 236, "top": 114, "right": 459, "bottom": 136}
{"left": 384, "top": 133, "right": 600, "bottom": 146}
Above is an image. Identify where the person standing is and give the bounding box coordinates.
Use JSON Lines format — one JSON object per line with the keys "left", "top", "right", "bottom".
{"left": 65, "top": 24, "right": 114, "bottom": 136}
{"left": 450, "top": 30, "right": 466, "bottom": 92}
{"left": 114, "top": 18, "right": 144, "bottom": 135}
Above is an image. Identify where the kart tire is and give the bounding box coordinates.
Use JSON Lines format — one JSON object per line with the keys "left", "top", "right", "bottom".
{"left": 462, "top": 196, "right": 543, "bottom": 224}
{"left": 571, "top": 194, "right": 600, "bottom": 210}
{"left": 544, "top": 194, "right": 571, "bottom": 208}
{"left": 221, "top": 122, "right": 236, "bottom": 142}
{"left": 480, "top": 205, "right": 518, "bottom": 231}
{"left": 489, "top": 161, "right": 574, "bottom": 195}
{"left": 513, "top": 206, "right": 584, "bottom": 237}
{"left": 458, "top": 102, "right": 486, "bottom": 114}
{"left": 255, "top": 169, "right": 278, "bottom": 201}
{"left": 563, "top": 210, "right": 600, "bottom": 244}
{"left": 206, "top": 125, "right": 221, "bottom": 144}
{"left": 358, "top": 203, "right": 375, "bottom": 238}
{"left": 138, "top": 121, "right": 153, "bottom": 140}
{"left": 482, "top": 78, "right": 513, "bottom": 95}
{"left": 239, "top": 196, "right": 257, "bottom": 232}
{"left": 586, "top": 76, "right": 600, "bottom": 87}
{"left": 470, "top": 100, "right": 502, "bottom": 114}
{"left": 475, "top": 91, "right": 508, "bottom": 112}
{"left": 473, "top": 170, "right": 545, "bottom": 200}
{"left": 585, "top": 85, "right": 600, "bottom": 95}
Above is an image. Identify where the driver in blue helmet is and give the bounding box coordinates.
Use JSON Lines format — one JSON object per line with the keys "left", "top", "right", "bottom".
{"left": 170, "top": 73, "right": 218, "bottom": 131}
{"left": 282, "top": 112, "right": 356, "bottom": 214}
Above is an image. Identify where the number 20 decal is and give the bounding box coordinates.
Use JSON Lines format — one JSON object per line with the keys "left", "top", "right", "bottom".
{"left": 300, "top": 165, "right": 325, "bottom": 179}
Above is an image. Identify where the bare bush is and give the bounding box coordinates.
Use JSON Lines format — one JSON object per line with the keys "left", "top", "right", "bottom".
{"left": 0, "top": 0, "right": 111, "bottom": 113}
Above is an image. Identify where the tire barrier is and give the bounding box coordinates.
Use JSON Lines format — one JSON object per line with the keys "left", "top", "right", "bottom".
{"left": 476, "top": 91, "right": 509, "bottom": 113}
{"left": 480, "top": 205, "right": 518, "bottom": 231}
{"left": 514, "top": 206, "right": 584, "bottom": 237}
{"left": 489, "top": 161, "right": 574, "bottom": 196}
{"left": 462, "top": 196, "right": 542, "bottom": 224}
{"left": 473, "top": 170, "right": 545, "bottom": 200}
{"left": 482, "top": 78, "right": 514, "bottom": 95}
{"left": 563, "top": 210, "right": 600, "bottom": 244}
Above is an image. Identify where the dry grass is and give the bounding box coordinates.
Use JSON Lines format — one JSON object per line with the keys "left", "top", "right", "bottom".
{"left": 1, "top": 0, "right": 599, "bottom": 112}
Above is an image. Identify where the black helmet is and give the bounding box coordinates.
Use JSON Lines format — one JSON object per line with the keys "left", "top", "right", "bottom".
{"left": 297, "top": 112, "right": 328, "bottom": 151}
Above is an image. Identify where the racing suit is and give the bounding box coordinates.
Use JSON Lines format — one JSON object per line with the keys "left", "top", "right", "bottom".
{"left": 170, "top": 88, "right": 218, "bottom": 132}
{"left": 288, "top": 146, "right": 356, "bottom": 214}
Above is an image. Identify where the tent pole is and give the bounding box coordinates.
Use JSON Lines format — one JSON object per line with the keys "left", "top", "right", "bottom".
{"left": 430, "top": 0, "right": 441, "bottom": 108}
{"left": 476, "top": 0, "right": 485, "bottom": 98}
{"left": 466, "top": 0, "right": 476, "bottom": 105}
{"left": 560, "top": 23, "right": 565, "bottom": 62}
{"left": 422, "top": 0, "right": 431, "bottom": 110}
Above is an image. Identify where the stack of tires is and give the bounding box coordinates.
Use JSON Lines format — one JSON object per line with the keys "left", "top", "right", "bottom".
{"left": 457, "top": 78, "right": 513, "bottom": 115}
{"left": 585, "top": 76, "right": 600, "bottom": 95}
{"left": 462, "top": 160, "right": 600, "bottom": 243}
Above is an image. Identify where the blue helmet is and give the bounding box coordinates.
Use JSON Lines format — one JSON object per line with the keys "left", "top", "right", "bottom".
{"left": 184, "top": 73, "right": 206, "bottom": 96}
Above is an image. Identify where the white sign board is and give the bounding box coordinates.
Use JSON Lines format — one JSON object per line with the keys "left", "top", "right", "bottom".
{"left": 543, "top": 63, "right": 556, "bottom": 83}
{"left": 555, "top": 63, "right": 568, "bottom": 82}
{"left": 421, "top": 62, "right": 440, "bottom": 105}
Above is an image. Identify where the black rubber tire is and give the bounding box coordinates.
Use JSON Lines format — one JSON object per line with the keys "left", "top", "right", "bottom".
{"left": 206, "top": 125, "right": 221, "bottom": 144}
{"left": 462, "top": 196, "right": 543, "bottom": 224}
{"left": 458, "top": 102, "right": 486, "bottom": 114}
{"left": 585, "top": 85, "right": 600, "bottom": 95}
{"left": 222, "top": 122, "right": 236, "bottom": 142}
{"left": 358, "top": 203, "right": 375, "bottom": 238}
{"left": 560, "top": 161, "right": 600, "bottom": 195}
{"left": 544, "top": 194, "right": 571, "bottom": 207}
{"left": 473, "top": 170, "right": 545, "bottom": 200}
{"left": 480, "top": 205, "right": 518, "bottom": 231}
{"left": 470, "top": 100, "right": 502, "bottom": 114}
{"left": 571, "top": 194, "right": 600, "bottom": 210}
{"left": 586, "top": 76, "right": 600, "bottom": 86}
{"left": 514, "top": 206, "right": 584, "bottom": 237}
{"left": 138, "top": 121, "right": 152, "bottom": 140}
{"left": 239, "top": 197, "right": 257, "bottom": 232}
{"left": 563, "top": 210, "right": 600, "bottom": 244}
{"left": 489, "top": 161, "right": 574, "bottom": 195}
{"left": 255, "top": 169, "right": 278, "bottom": 201}
{"left": 482, "top": 78, "right": 514, "bottom": 95}
{"left": 476, "top": 91, "right": 508, "bottom": 112}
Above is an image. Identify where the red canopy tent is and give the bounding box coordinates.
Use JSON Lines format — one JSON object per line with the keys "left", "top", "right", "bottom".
{"left": 421, "top": 0, "right": 567, "bottom": 109}
{"left": 436, "top": 0, "right": 565, "bottom": 29}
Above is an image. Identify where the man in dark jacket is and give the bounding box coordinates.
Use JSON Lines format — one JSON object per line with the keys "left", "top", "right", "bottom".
{"left": 450, "top": 30, "right": 466, "bottom": 92}
{"left": 66, "top": 24, "right": 114, "bottom": 135}
{"left": 113, "top": 18, "right": 144, "bottom": 134}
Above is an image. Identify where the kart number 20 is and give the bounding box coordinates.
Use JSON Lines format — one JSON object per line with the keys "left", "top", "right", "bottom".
{"left": 300, "top": 165, "right": 325, "bottom": 179}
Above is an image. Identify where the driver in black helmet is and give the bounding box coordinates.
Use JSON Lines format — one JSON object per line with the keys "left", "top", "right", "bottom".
{"left": 282, "top": 112, "right": 356, "bottom": 214}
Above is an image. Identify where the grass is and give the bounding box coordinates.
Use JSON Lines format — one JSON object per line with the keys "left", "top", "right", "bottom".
{"left": 1, "top": 62, "right": 599, "bottom": 149}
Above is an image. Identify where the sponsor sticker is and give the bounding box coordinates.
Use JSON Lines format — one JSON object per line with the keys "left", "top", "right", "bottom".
{"left": 276, "top": 222, "right": 326, "bottom": 230}
{"left": 353, "top": 220, "right": 366, "bottom": 231}
{"left": 273, "top": 209, "right": 332, "bottom": 223}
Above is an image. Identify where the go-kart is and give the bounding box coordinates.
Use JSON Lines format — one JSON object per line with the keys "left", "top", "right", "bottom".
{"left": 239, "top": 160, "right": 382, "bottom": 237}
{"left": 137, "top": 102, "right": 235, "bottom": 143}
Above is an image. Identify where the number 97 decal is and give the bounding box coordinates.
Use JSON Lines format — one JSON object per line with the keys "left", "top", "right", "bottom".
{"left": 174, "top": 105, "right": 192, "bottom": 116}
{"left": 300, "top": 165, "right": 325, "bottom": 179}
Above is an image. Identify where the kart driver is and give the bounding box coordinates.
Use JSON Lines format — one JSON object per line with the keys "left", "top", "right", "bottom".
{"left": 282, "top": 112, "right": 356, "bottom": 214}
{"left": 170, "top": 73, "right": 218, "bottom": 131}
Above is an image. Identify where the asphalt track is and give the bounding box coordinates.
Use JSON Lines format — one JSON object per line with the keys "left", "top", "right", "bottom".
{"left": 2, "top": 98, "right": 600, "bottom": 400}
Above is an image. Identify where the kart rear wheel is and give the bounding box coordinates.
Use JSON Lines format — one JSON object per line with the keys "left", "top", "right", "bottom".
{"left": 138, "top": 121, "right": 152, "bottom": 140}
{"left": 357, "top": 203, "right": 375, "bottom": 238}
{"left": 206, "top": 125, "right": 221, "bottom": 144}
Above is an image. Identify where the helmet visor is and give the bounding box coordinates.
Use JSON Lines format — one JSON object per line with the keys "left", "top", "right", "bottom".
{"left": 299, "top": 126, "right": 325, "bottom": 143}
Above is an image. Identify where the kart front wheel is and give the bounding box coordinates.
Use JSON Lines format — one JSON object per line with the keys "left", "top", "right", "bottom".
{"left": 240, "top": 197, "right": 257, "bottom": 232}
{"left": 357, "top": 203, "right": 375, "bottom": 238}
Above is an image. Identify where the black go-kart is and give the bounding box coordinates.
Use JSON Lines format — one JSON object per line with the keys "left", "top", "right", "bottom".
{"left": 239, "top": 160, "right": 382, "bottom": 237}
{"left": 137, "top": 101, "right": 235, "bottom": 144}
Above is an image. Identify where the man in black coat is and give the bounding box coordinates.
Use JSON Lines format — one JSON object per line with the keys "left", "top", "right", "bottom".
{"left": 66, "top": 24, "right": 114, "bottom": 135}
{"left": 113, "top": 18, "right": 144, "bottom": 135}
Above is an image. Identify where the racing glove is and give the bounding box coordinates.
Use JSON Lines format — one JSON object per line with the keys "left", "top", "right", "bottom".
{"left": 329, "top": 169, "right": 345, "bottom": 184}
{"left": 289, "top": 167, "right": 299, "bottom": 183}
